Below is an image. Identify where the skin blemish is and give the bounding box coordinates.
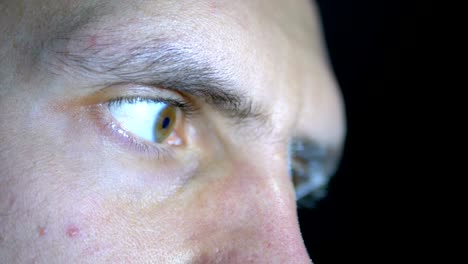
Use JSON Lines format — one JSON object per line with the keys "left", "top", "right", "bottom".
{"left": 66, "top": 224, "right": 80, "bottom": 238}
{"left": 82, "top": 34, "right": 100, "bottom": 52}
{"left": 209, "top": 0, "right": 220, "bottom": 15}
{"left": 84, "top": 244, "right": 101, "bottom": 256}
{"left": 210, "top": 0, "right": 218, "bottom": 14}
{"left": 89, "top": 35, "right": 97, "bottom": 47}
{"left": 38, "top": 226, "right": 47, "bottom": 237}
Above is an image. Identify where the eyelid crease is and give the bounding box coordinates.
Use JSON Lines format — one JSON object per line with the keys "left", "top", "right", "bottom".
{"left": 45, "top": 35, "right": 270, "bottom": 128}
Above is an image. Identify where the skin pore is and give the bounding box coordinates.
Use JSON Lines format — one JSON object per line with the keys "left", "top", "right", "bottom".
{"left": 0, "top": 0, "right": 345, "bottom": 263}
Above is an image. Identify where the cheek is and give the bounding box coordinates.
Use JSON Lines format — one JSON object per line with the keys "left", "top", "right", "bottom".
{"left": 0, "top": 180, "right": 111, "bottom": 260}
{"left": 55, "top": 191, "right": 197, "bottom": 261}
{"left": 60, "top": 161, "right": 260, "bottom": 257}
{"left": 3, "top": 188, "right": 190, "bottom": 261}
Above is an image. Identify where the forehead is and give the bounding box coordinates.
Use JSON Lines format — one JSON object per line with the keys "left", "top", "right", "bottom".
{"left": 40, "top": 0, "right": 319, "bottom": 78}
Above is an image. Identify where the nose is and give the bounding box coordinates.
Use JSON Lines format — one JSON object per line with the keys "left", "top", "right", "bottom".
{"left": 190, "top": 153, "right": 312, "bottom": 263}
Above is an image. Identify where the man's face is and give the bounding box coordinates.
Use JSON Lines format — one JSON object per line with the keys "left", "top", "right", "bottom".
{"left": 0, "top": 0, "right": 345, "bottom": 263}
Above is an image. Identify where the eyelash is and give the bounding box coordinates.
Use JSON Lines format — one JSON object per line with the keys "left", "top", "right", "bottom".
{"left": 107, "top": 96, "right": 199, "bottom": 117}
{"left": 97, "top": 95, "right": 198, "bottom": 159}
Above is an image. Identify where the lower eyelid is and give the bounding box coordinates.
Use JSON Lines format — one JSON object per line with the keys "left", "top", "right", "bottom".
{"left": 57, "top": 101, "right": 200, "bottom": 197}
{"left": 87, "top": 103, "right": 176, "bottom": 160}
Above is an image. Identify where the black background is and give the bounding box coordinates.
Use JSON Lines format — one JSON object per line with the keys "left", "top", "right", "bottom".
{"left": 297, "top": 0, "right": 400, "bottom": 262}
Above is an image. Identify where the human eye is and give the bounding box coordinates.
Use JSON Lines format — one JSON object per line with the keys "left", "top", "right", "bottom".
{"left": 289, "top": 138, "right": 335, "bottom": 208}
{"left": 88, "top": 85, "right": 199, "bottom": 159}
{"left": 108, "top": 97, "right": 188, "bottom": 145}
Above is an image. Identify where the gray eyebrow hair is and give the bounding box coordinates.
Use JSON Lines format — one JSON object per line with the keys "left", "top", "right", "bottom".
{"left": 46, "top": 36, "right": 266, "bottom": 122}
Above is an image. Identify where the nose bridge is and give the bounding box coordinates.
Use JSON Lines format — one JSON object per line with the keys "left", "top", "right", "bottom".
{"left": 255, "top": 162, "right": 309, "bottom": 258}
{"left": 210, "top": 151, "right": 311, "bottom": 262}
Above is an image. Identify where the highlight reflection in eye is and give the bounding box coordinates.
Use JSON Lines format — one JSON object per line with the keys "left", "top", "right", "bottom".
{"left": 108, "top": 97, "right": 178, "bottom": 144}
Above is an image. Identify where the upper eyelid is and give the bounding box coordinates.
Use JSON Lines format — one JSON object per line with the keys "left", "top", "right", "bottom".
{"left": 107, "top": 96, "right": 199, "bottom": 117}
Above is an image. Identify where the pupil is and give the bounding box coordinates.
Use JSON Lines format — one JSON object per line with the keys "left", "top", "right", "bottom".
{"left": 162, "top": 117, "right": 171, "bottom": 129}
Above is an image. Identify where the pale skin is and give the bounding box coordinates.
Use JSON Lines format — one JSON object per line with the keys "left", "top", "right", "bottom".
{"left": 0, "top": 0, "right": 345, "bottom": 263}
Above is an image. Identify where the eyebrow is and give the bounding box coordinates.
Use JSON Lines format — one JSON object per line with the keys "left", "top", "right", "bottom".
{"left": 45, "top": 35, "right": 266, "bottom": 123}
